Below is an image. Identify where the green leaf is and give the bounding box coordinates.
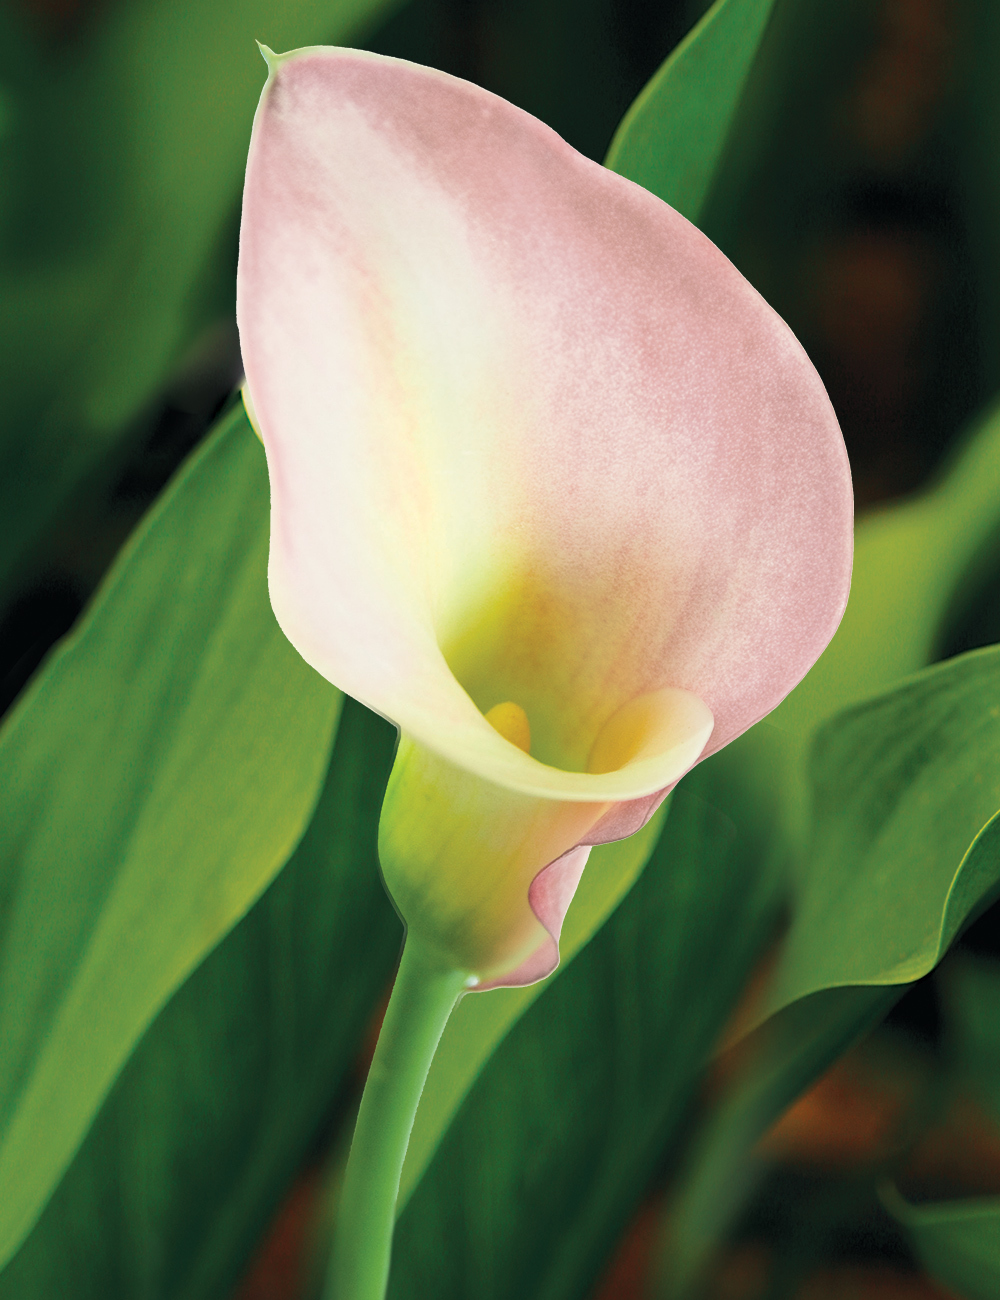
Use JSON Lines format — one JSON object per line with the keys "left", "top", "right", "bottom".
{"left": 0, "top": 0, "right": 407, "bottom": 597}
{"left": 389, "top": 772, "right": 782, "bottom": 1300}
{"left": 0, "top": 402, "right": 340, "bottom": 1272}
{"left": 883, "top": 1186, "right": 1000, "bottom": 1300}
{"left": 604, "top": 0, "right": 778, "bottom": 222}
{"left": 655, "top": 649, "right": 1000, "bottom": 1296}
{"left": 765, "top": 646, "right": 1000, "bottom": 1018}
{"left": 0, "top": 696, "right": 402, "bottom": 1300}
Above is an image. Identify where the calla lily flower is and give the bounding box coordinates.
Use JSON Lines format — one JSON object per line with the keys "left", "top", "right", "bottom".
{"left": 237, "top": 46, "right": 852, "bottom": 989}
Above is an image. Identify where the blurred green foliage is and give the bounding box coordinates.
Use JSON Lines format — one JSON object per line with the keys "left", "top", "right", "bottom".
{"left": 878, "top": 954, "right": 1000, "bottom": 1300}
{"left": 947, "top": 953, "right": 1000, "bottom": 1120}
{"left": 886, "top": 1180, "right": 1000, "bottom": 1300}
{"left": 0, "top": 0, "right": 405, "bottom": 603}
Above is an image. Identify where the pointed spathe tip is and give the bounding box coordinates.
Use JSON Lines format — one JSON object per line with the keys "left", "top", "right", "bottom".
{"left": 256, "top": 42, "right": 286, "bottom": 77}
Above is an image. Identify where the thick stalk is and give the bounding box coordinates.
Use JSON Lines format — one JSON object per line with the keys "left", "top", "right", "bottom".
{"left": 324, "top": 935, "right": 468, "bottom": 1300}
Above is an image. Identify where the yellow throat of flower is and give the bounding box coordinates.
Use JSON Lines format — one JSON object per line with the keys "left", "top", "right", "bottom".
{"left": 484, "top": 701, "right": 532, "bottom": 754}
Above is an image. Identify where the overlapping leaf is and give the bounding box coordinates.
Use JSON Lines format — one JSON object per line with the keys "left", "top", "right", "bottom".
{"left": 0, "top": 696, "right": 402, "bottom": 1300}
{"left": 0, "top": 404, "right": 340, "bottom": 1271}
{"left": 657, "top": 645, "right": 1000, "bottom": 1297}
{"left": 765, "top": 646, "right": 1000, "bottom": 1016}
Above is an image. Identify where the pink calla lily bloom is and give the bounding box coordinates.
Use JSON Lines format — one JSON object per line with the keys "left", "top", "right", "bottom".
{"left": 237, "top": 46, "right": 853, "bottom": 988}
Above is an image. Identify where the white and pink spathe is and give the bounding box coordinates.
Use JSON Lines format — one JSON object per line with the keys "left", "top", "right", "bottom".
{"left": 237, "top": 46, "right": 853, "bottom": 986}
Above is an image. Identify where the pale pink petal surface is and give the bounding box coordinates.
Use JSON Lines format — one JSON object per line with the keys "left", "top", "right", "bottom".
{"left": 476, "top": 846, "right": 592, "bottom": 990}
{"left": 237, "top": 46, "right": 853, "bottom": 982}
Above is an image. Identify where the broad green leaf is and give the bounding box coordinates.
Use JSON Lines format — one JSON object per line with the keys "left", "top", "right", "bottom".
{"left": 393, "top": 0, "right": 786, "bottom": 1218}
{"left": 656, "top": 650, "right": 1000, "bottom": 1296}
{"left": 0, "top": 697, "right": 402, "bottom": 1300}
{"left": 0, "top": 0, "right": 406, "bottom": 598}
{"left": 883, "top": 1186, "right": 1000, "bottom": 1300}
{"left": 604, "top": 0, "right": 777, "bottom": 221}
{"left": 0, "top": 403, "right": 340, "bottom": 1272}
{"left": 389, "top": 773, "right": 782, "bottom": 1300}
{"left": 765, "top": 646, "right": 1000, "bottom": 1017}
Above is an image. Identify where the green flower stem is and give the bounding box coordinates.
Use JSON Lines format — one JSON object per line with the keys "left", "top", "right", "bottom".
{"left": 324, "top": 935, "right": 469, "bottom": 1300}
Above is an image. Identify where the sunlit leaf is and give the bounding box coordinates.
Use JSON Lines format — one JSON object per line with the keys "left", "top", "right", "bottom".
{"left": 0, "top": 404, "right": 340, "bottom": 1272}
{"left": 0, "top": 696, "right": 401, "bottom": 1300}
{"left": 766, "top": 646, "right": 1000, "bottom": 1017}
